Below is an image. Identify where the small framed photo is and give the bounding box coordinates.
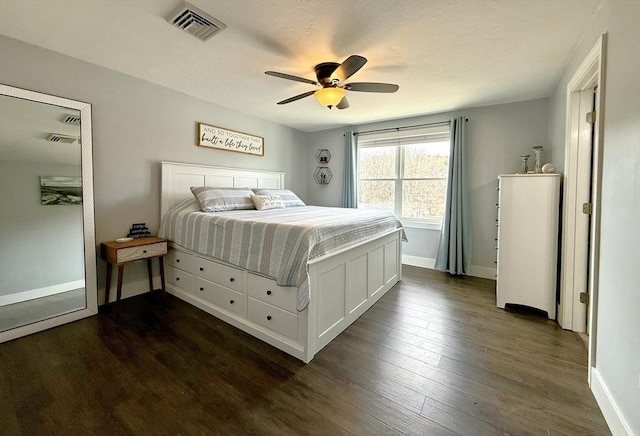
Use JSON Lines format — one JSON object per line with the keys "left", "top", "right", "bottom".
{"left": 40, "top": 176, "right": 82, "bottom": 205}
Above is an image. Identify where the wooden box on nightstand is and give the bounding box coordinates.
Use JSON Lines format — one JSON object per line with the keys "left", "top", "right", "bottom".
{"left": 100, "top": 236, "right": 168, "bottom": 304}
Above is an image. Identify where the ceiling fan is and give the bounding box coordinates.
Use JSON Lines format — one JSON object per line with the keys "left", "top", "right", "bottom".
{"left": 265, "top": 55, "right": 399, "bottom": 110}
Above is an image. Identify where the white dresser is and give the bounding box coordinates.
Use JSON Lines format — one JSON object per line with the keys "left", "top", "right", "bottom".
{"left": 496, "top": 174, "right": 561, "bottom": 319}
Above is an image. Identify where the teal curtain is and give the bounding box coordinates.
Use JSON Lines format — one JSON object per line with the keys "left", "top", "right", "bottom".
{"left": 435, "top": 117, "right": 471, "bottom": 275}
{"left": 342, "top": 131, "right": 358, "bottom": 208}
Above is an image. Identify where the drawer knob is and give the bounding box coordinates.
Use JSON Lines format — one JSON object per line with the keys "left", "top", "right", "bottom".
{"left": 229, "top": 277, "right": 235, "bottom": 282}
{"left": 200, "top": 267, "right": 204, "bottom": 271}
{"left": 266, "top": 290, "right": 272, "bottom": 295}
{"left": 267, "top": 315, "right": 272, "bottom": 321}
{"left": 143, "top": 250, "right": 147, "bottom": 254}
{"left": 199, "top": 287, "right": 204, "bottom": 291}
{"left": 229, "top": 300, "right": 234, "bottom": 304}
{"left": 176, "top": 259, "right": 180, "bottom": 263}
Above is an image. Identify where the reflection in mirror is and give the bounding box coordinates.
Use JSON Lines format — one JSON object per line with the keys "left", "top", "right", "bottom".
{"left": 0, "top": 85, "right": 97, "bottom": 341}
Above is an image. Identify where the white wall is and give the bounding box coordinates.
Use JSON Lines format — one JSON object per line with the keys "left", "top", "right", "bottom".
{"left": 306, "top": 98, "right": 549, "bottom": 277}
{"left": 0, "top": 160, "right": 84, "bottom": 296}
{"left": 547, "top": 1, "right": 640, "bottom": 434}
{"left": 0, "top": 35, "right": 308, "bottom": 303}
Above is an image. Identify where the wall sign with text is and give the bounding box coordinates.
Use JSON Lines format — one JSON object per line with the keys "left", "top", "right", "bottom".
{"left": 198, "top": 122, "right": 264, "bottom": 156}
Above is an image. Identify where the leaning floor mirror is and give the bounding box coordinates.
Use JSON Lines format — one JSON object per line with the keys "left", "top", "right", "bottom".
{"left": 0, "top": 84, "right": 97, "bottom": 342}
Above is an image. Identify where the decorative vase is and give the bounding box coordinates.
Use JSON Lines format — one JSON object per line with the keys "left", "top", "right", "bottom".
{"left": 520, "top": 154, "right": 530, "bottom": 174}
{"left": 533, "top": 146, "right": 543, "bottom": 173}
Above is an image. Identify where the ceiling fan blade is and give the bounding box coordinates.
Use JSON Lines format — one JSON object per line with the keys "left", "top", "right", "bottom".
{"left": 346, "top": 82, "right": 399, "bottom": 93}
{"left": 277, "top": 90, "right": 316, "bottom": 105}
{"left": 336, "top": 97, "right": 350, "bottom": 110}
{"left": 265, "top": 71, "right": 318, "bottom": 86}
{"left": 331, "top": 55, "right": 367, "bottom": 82}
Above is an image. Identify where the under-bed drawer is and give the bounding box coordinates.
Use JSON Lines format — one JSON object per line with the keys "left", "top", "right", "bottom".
{"left": 166, "top": 265, "right": 193, "bottom": 291}
{"left": 167, "top": 249, "right": 194, "bottom": 273}
{"left": 194, "top": 277, "right": 244, "bottom": 317}
{"left": 195, "top": 257, "right": 244, "bottom": 292}
{"left": 247, "top": 273, "right": 297, "bottom": 313}
{"left": 248, "top": 297, "right": 298, "bottom": 340}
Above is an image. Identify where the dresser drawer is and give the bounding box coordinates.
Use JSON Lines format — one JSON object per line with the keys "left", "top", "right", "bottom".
{"left": 248, "top": 297, "right": 298, "bottom": 340}
{"left": 195, "top": 278, "right": 244, "bottom": 317}
{"left": 166, "top": 265, "right": 193, "bottom": 291}
{"left": 248, "top": 273, "right": 297, "bottom": 313}
{"left": 167, "top": 249, "right": 194, "bottom": 272}
{"left": 195, "top": 257, "right": 244, "bottom": 292}
{"left": 117, "top": 242, "right": 167, "bottom": 263}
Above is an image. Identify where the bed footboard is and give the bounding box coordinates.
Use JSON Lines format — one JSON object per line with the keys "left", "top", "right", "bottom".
{"left": 165, "top": 229, "right": 402, "bottom": 363}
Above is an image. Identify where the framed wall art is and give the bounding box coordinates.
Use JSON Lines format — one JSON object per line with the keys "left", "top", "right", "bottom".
{"left": 198, "top": 122, "right": 264, "bottom": 156}
{"left": 40, "top": 176, "right": 82, "bottom": 205}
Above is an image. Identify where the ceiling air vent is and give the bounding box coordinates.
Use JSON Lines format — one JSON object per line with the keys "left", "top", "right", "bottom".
{"left": 166, "top": 2, "right": 226, "bottom": 42}
{"left": 46, "top": 133, "right": 78, "bottom": 144}
{"left": 61, "top": 114, "right": 81, "bottom": 125}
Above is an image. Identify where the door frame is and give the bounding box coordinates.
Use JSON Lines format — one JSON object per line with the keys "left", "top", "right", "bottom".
{"left": 558, "top": 34, "right": 606, "bottom": 376}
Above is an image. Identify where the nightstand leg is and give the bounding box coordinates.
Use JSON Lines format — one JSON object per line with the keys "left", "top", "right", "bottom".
{"left": 146, "top": 259, "right": 154, "bottom": 292}
{"left": 105, "top": 263, "right": 113, "bottom": 305}
{"left": 158, "top": 257, "right": 166, "bottom": 297}
{"left": 116, "top": 265, "right": 124, "bottom": 302}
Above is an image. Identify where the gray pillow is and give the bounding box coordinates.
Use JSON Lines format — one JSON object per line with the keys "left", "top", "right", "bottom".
{"left": 255, "top": 189, "right": 305, "bottom": 207}
{"left": 190, "top": 186, "right": 255, "bottom": 212}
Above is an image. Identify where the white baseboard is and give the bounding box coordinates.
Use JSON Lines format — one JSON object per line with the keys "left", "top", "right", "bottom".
{"left": 591, "top": 368, "right": 633, "bottom": 436}
{"left": 402, "top": 255, "right": 496, "bottom": 281}
{"left": 0, "top": 279, "right": 85, "bottom": 306}
{"left": 402, "top": 255, "right": 436, "bottom": 269}
{"left": 467, "top": 265, "right": 497, "bottom": 280}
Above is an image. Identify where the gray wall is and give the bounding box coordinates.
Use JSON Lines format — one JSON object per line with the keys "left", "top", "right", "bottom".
{"left": 0, "top": 35, "right": 308, "bottom": 302}
{"left": 306, "top": 98, "right": 549, "bottom": 275}
{"left": 0, "top": 160, "right": 84, "bottom": 295}
{"left": 547, "top": 0, "right": 640, "bottom": 432}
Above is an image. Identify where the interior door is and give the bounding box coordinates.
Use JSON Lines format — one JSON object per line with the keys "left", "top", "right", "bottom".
{"left": 572, "top": 87, "right": 596, "bottom": 333}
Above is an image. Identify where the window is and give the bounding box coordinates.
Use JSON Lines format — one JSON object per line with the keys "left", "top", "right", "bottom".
{"left": 357, "top": 126, "right": 450, "bottom": 229}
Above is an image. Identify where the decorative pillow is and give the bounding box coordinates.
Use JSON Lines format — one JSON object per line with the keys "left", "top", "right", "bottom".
{"left": 255, "top": 189, "right": 305, "bottom": 207}
{"left": 190, "top": 186, "right": 255, "bottom": 212}
{"left": 251, "top": 194, "right": 285, "bottom": 211}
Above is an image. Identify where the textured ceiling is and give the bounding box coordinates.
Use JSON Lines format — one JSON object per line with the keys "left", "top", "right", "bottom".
{"left": 0, "top": 0, "right": 602, "bottom": 132}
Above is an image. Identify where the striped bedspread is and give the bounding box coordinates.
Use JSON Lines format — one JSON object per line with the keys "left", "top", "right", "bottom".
{"left": 159, "top": 198, "right": 406, "bottom": 310}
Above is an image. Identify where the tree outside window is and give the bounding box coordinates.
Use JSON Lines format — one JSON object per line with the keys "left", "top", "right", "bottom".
{"left": 357, "top": 132, "right": 449, "bottom": 228}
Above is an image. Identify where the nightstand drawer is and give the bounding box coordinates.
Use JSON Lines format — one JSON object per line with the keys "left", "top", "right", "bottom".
{"left": 117, "top": 242, "right": 167, "bottom": 263}
{"left": 248, "top": 297, "right": 298, "bottom": 340}
{"left": 167, "top": 249, "right": 194, "bottom": 272}
{"left": 248, "top": 273, "right": 297, "bottom": 313}
{"left": 194, "top": 277, "right": 244, "bottom": 316}
{"left": 166, "top": 265, "right": 193, "bottom": 291}
{"left": 195, "top": 257, "right": 244, "bottom": 292}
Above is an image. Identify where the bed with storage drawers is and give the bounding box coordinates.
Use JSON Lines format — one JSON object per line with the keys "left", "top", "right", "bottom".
{"left": 159, "top": 161, "right": 404, "bottom": 363}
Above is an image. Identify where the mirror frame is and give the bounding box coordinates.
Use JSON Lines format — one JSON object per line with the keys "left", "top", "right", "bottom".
{"left": 0, "top": 84, "right": 97, "bottom": 342}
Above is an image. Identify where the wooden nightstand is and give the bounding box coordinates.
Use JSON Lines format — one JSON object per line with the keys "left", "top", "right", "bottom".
{"left": 101, "top": 236, "right": 168, "bottom": 304}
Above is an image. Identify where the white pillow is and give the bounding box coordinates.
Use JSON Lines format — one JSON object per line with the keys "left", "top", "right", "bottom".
{"left": 190, "top": 186, "right": 255, "bottom": 212}
{"left": 251, "top": 194, "right": 285, "bottom": 211}
{"left": 255, "top": 189, "right": 305, "bottom": 207}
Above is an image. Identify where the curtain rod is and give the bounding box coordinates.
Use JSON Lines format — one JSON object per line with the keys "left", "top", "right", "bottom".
{"left": 347, "top": 118, "right": 468, "bottom": 137}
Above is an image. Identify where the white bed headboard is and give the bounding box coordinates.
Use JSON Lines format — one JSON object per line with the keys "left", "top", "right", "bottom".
{"left": 160, "top": 161, "right": 285, "bottom": 217}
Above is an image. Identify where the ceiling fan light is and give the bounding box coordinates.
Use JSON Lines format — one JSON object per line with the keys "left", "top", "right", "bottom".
{"left": 314, "top": 87, "right": 345, "bottom": 108}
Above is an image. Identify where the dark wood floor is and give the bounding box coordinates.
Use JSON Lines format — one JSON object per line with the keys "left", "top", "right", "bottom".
{"left": 0, "top": 266, "right": 610, "bottom": 435}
